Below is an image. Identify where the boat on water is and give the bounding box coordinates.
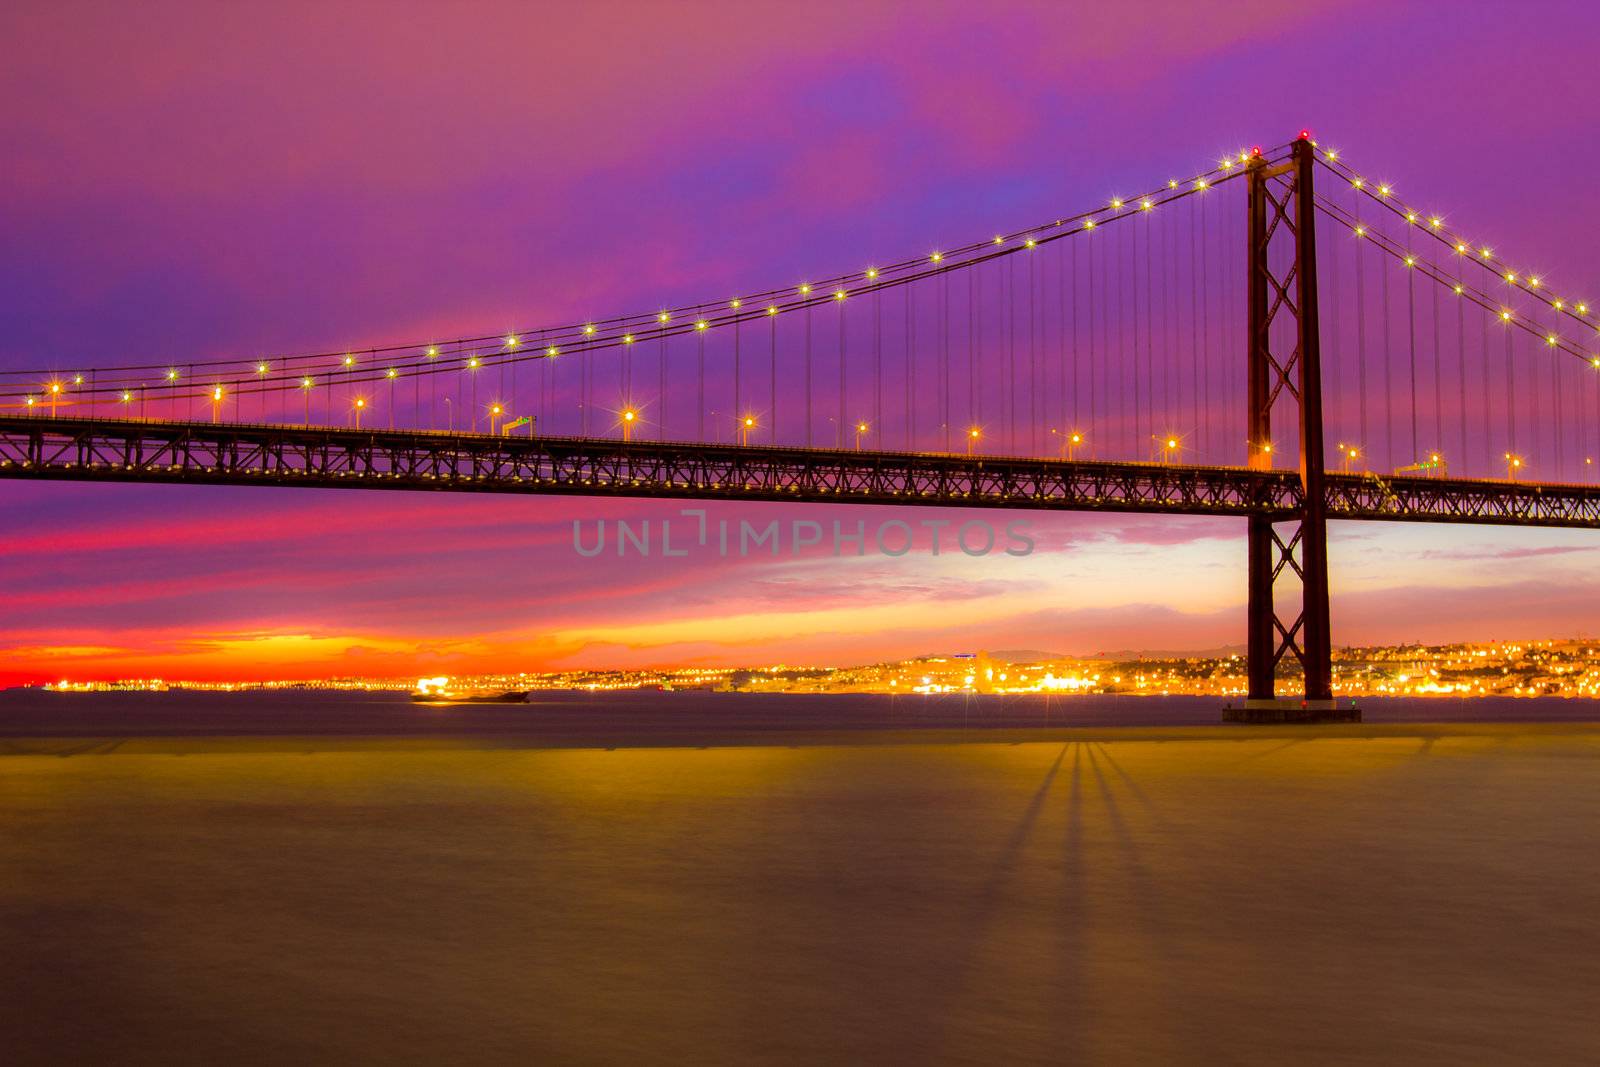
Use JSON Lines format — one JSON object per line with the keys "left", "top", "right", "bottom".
{"left": 409, "top": 676, "right": 529, "bottom": 704}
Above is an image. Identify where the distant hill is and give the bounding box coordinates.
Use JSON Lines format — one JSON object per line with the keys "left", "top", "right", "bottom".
{"left": 918, "top": 646, "right": 1250, "bottom": 663}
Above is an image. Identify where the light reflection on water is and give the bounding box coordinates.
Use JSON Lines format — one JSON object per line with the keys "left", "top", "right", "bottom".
{"left": 1, "top": 695, "right": 1599, "bottom": 1063}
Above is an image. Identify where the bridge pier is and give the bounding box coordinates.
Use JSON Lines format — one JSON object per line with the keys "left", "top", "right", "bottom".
{"left": 1236, "top": 135, "right": 1350, "bottom": 721}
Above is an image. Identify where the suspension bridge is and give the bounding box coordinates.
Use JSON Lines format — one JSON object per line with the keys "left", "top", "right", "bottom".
{"left": 5, "top": 133, "right": 1599, "bottom": 714}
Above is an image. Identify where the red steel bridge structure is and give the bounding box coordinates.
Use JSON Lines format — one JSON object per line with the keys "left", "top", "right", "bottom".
{"left": 5, "top": 135, "right": 1600, "bottom": 711}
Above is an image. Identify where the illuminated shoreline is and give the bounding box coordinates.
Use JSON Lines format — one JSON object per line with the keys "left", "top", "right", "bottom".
{"left": 21, "top": 637, "right": 1600, "bottom": 700}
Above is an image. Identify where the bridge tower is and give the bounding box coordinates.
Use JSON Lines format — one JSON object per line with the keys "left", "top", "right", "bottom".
{"left": 1238, "top": 136, "right": 1344, "bottom": 718}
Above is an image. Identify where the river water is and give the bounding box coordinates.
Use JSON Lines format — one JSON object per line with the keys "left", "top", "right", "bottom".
{"left": 3, "top": 691, "right": 1598, "bottom": 1064}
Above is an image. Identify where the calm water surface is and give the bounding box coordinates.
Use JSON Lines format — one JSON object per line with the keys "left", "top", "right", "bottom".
{"left": 2, "top": 692, "right": 1598, "bottom": 1064}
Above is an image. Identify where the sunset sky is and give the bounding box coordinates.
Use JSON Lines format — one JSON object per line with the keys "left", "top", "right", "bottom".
{"left": 4, "top": 0, "right": 1600, "bottom": 683}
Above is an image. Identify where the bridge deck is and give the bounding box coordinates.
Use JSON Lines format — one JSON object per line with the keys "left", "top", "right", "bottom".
{"left": 3, "top": 414, "right": 1599, "bottom": 528}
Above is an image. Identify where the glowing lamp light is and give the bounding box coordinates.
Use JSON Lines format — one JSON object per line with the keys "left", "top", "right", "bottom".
{"left": 968, "top": 427, "right": 981, "bottom": 438}
{"left": 546, "top": 345, "right": 559, "bottom": 356}
{"left": 506, "top": 334, "right": 520, "bottom": 348}
{"left": 212, "top": 386, "right": 224, "bottom": 401}
{"left": 623, "top": 334, "right": 635, "bottom": 344}
{"left": 120, "top": 391, "right": 132, "bottom": 403}
{"left": 695, "top": 319, "right": 709, "bottom": 330}
{"left": 49, "top": 382, "right": 61, "bottom": 394}
{"left": 1530, "top": 277, "right": 1542, "bottom": 288}
{"left": 1378, "top": 184, "right": 1392, "bottom": 197}
{"left": 994, "top": 236, "right": 1004, "bottom": 245}
{"left": 1298, "top": 128, "right": 1311, "bottom": 140}
{"left": 257, "top": 362, "right": 269, "bottom": 374}
{"left": 1429, "top": 217, "right": 1443, "bottom": 229}
{"left": 622, "top": 410, "right": 637, "bottom": 422}
{"left": 1070, "top": 433, "right": 1082, "bottom": 444}
{"left": 426, "top": 346, "right": 439, "bottom": 357}
{"left": 834, "top": 290, "right": 847, "bottom": 300}
{"left": 798, "top": 284, "right": 812, "bottom": 295}
{"left": 1501, "top": 310, "right": 1514, "bottom": 322}
{"left": 745, "top": 417, "right": 756, "bottom": 428}
{"left": 1167, "top": 179, "right": 1179, "bottom": 189}
{"left": 1195, "top": 179, "right": 1208, "bottom": 190}
{"left": 857, "top": 422, "right": 868, "bottom": 432}
{"left": 583, "top": 324, "right": 597, "bottom": 335}
{"left": 343, "top": 354, "right": 355, "bottom": 367}
{"left": 1084, "top": 219, "right": 1096, "bottom": 230}
{"left": 1166, "top": 438, "right": 1178, "bottom": 449}
{"left": 930, "top": 252, "right": 943, "bottom": 263}
{"left": 301, "top": 377, "right": 314, "bottom": 388}
{"left": 767, "top": 305, "right": 779, "bottom": 316}
{"left": 467, "top": 357, "right": 481, "bottom": 368}
{"left": 167, "top": 369, "right": 179, "bottom": 381}
{"left": 491, "top": 404, "right": 503, "bottom": 416}
{"left": 1025, "top": 238, "right": 1037, "bottom": 248}
{"left": 865, "top": 268, "right": 879, "bottom": 280}
{"left": 1405, "top": 212, "right": 1418, "bottom": 224}
{"left": 25, "top": 396, "right": 35, "bottom": 407}
{"left": 658, "top": 311, "right": 671, "bottom": 323}
{"left": 1404, "top": 255, "right": 1416, "bottom": 267}
{"left": 386, "top": 367, "right": 398, "bottom": 378}
{"left": 1110, "top": 198, "right": 1124, "bottom": 209}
